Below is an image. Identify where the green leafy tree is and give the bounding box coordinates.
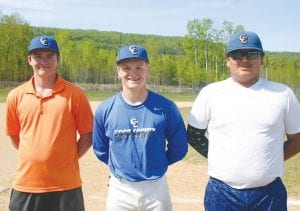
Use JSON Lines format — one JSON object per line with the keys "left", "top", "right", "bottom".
{"left": 0, "top": 12, "right": 32, "bottom": 82}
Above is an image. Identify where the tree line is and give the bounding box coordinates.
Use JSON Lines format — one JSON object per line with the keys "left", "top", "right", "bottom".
{"left": 1, "top": 12, "right": 300, "bottom": 92}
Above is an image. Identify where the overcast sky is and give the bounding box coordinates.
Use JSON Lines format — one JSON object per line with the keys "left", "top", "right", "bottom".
{"left": 0, "top": 0, "right": 299, "bottom": 52}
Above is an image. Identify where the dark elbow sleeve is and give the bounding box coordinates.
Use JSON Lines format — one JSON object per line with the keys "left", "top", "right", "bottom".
{"left": 187, "top": 124, "right": 208, "bottom": 158}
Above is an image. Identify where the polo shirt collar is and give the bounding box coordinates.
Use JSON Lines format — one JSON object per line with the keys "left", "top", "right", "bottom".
{"left": 24, "top": 75, "right": 65, "bottom": 94}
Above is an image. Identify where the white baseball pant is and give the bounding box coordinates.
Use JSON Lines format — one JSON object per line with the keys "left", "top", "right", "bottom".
{"left": 106, "top": 174, "right": 172, "bottom": 211}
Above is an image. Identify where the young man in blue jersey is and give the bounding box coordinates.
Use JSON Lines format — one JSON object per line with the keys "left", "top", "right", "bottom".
{"left": 188, "top": 31, "right": 300, "bottom": 210}
{"left": 93, "top": 44, "right": 188, "bottom": 211}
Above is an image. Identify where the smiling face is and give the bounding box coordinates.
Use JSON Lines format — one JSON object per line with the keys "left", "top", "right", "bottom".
{"left": 28, "top": 49, "right": 59, "bottom": 80}
{"left": 117, "top": 58, "right": 149, "bottom": 91}
{"left": 226, "top": 49, "right": 264, "bottom": 87}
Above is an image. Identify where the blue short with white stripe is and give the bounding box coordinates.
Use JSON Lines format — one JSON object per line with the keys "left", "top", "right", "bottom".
{"left": 204, "top": 177, "right": 287, "bottom": 211}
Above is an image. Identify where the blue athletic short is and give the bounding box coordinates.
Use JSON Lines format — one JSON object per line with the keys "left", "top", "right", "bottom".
{"left": 204, "top": 177, "right": 287, "bottom": 211}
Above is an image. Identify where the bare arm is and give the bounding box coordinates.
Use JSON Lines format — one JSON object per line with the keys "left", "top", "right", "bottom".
{"left": 77, "top": 132, "right": 92, "bottom": 159}
{"left": 284, "top": 132, "right": 300, "bottom": 160}
{"left": 187, "top": 124, "right": 208, "bottom": 158}
{"left": 8, "top": 135, "right": 20, "bottom": 150}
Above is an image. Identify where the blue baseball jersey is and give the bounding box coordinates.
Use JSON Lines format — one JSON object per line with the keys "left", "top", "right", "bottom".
{"left": 93, "top": 91, "right": 188, "bottom": 182}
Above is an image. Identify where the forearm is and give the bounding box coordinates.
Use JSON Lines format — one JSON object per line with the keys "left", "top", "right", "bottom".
{"left": 77, "top": 132, "right": 92, "bottom": 159}
{"left": 187, "top": 124, "right": 208, "bottom": 158}
{"left": 284, "top": 133, "right": 300, "bottom": 160}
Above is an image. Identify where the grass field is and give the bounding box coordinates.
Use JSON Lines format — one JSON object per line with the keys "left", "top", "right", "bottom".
{"left": 0, "top": 88, "right": 299, "bottom": 198}
{"left": 0, "top": 89, "right": 10, "bottom": 103}
{"left": 0, "top": 89, "right": 197, "bottom": 103}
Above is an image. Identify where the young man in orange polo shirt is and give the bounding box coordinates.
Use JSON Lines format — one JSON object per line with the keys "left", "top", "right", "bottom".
{"left": 5, "top": 35, "right": 93, "bottom": 211}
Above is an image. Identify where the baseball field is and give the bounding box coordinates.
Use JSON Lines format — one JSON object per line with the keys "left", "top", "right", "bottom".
{"left": 1, "top": 101, "right": 300, "bottom": 211}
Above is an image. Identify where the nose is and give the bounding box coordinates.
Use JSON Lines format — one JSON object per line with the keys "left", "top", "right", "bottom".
{"left": 126, "top": 68, "right": 140, "bottom": 74}
{"left": 241, "top": 56, "right": 249, "bottom": 62}
{"left": 39, "top": 58, "right": 49, "bottom": 64}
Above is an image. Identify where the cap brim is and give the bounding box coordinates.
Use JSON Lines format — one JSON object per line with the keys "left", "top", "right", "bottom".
{"left": 116, "top": 57, "right": 149, "bottom": 64}
{"left": 227, "top": 47, "right": 264, "bottom": 54}
{"left": 28, "top": 48, "right": 59, "bottom": 54}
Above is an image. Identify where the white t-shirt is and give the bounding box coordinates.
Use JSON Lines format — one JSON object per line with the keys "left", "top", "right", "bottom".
{"left": 189, "top": 77, "right": 300, "bottom": 189}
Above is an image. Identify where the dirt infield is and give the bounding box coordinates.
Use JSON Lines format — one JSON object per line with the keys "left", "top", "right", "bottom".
{"left": 1, "top": 102, "right": 299, "bottom": 211}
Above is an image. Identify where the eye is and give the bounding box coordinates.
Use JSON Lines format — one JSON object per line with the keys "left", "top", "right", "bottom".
{"left": 34, "top": 55, "right": 42, "bottom": 59}
{"left": 47, "top": 55, "right": 55, "bottom": 59}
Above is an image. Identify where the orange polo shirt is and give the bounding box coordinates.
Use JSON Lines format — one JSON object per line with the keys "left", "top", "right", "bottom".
{"left": 5, "top": 76, "right": 93, "bottom": 193}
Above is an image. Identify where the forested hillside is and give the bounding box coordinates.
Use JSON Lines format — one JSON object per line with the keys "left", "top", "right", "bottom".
{"left": 1, "top": 12, "right": 300, "bottom": 92}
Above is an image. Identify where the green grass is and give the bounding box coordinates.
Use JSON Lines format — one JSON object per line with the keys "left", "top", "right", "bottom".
{"left": 0, "top": 89, "right": 197, "bottom": 103}
{"left": 179, "top": 107, "right": 208, "bottom": 164}
{"left": 159, "top": 93, "right": 197, "bottom": 102}
{"left": 86, "top": 91, "right": 197, "bottom": 102}
{"left": 85, "top": 91, "right": 117, "bottom": 101}
{"left": 0, "top": 89, "right": 119, "bottom": 103}
{"left": 0, "top": 88, "right": 10, "bottom": 102}
{"left": 283, "top": 155, "right": 300, "bottom": 198}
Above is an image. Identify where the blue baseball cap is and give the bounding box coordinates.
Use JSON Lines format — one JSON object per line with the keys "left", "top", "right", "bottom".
{"left": 227, "top": 31, "right": 263, "bottom": 54}
{"left": 28, "top": 35, "right": 59, "bottom": 54}
{"left": 116, "top": 45, "right": 149, "bottom": 64}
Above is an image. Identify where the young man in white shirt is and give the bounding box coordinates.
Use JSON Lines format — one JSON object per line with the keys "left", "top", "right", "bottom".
{"left": 188, "top": 31, "right": 300, "bottom": 211}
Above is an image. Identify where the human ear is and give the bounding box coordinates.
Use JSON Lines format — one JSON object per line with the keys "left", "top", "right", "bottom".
{"left": 226, "top": 56, "right": 230, "bottom": 67}
{"left": 27, "top": 55, "right": 32, "bottom": 65}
